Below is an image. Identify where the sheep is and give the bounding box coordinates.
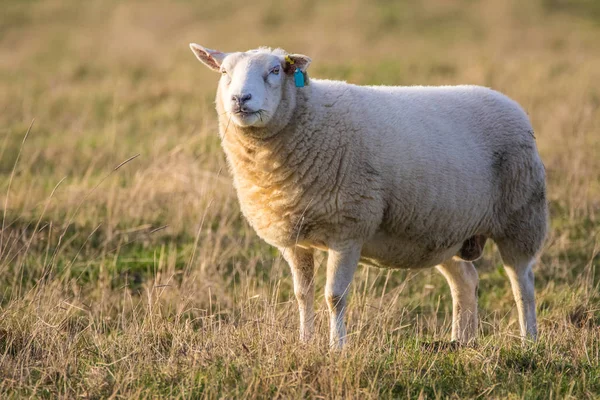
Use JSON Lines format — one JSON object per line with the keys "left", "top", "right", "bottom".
{"left": 189, "top": 44, "right": 548, "bottom": 349}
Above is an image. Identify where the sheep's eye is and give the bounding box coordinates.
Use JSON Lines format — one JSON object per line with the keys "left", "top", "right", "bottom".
{"left": 270, "top": 67, "right": 280, "bottom": 75}
{"left": 221, "top": 69, "right": 228, "bottom": 75}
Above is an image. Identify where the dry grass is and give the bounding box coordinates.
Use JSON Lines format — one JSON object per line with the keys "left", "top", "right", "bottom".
{"left": 1, "top": 0, "right": 599, "bottom": 398}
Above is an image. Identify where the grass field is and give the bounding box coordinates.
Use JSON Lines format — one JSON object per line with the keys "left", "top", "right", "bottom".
{"left": 1, "top": 0, "right": 600, "bottom": 398}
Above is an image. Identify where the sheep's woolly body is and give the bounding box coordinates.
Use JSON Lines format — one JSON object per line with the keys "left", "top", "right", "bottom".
{"left": 218, "top": 80, "right": 547, "bottom": 270}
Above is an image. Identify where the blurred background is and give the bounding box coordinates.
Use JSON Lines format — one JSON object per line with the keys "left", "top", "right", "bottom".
{"left": 1, "top": 0, "right": 599, "bottom": 397}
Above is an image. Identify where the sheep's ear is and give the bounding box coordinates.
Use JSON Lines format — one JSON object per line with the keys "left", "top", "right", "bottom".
{"left": 284, "top": 54, "right": 312, "bottom": 73}
{"left": 189, "top": 43, "right": 227, "bottom": 72}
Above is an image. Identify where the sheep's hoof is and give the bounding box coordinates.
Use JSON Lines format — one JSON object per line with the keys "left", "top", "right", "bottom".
{"left": 457, "top": 235, "right": 487, "bottom": 261}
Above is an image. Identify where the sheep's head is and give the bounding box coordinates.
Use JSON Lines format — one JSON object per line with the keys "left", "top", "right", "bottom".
{"left": 189, "top": 44, "right": 311, "bottom": 129}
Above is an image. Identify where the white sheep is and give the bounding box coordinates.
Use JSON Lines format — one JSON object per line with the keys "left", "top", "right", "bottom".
{"left": 189, "top": 44, "right": 548, "bottom": 348}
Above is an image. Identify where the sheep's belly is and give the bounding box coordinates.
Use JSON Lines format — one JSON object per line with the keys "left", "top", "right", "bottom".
{"left": 360, "top": 232, "right": 462, "bottom": 270}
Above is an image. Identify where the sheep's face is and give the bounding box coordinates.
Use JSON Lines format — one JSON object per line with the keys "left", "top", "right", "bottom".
{"left": 190, "top": 44, "right": 310, "bottom": 128}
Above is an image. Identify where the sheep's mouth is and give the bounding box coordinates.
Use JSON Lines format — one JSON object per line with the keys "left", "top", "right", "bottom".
{"left": 234, "top": 110, "right": 257, "bottom": 118}
{"left": 233, "top": 109, "right": 267, "bottom": 124}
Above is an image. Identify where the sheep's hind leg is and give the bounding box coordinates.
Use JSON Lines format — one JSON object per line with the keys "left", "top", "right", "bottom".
{"left": 498, "top": 250, "right": 538, "bottom": 340}
{"left": 325, "top": 242, "right": 362, "bottom": 349}
{"left": 281, "top": 246, "right": 315, "bottom": 342}
{"left": 436, "top": 258, "right": 479, "bottom": 344}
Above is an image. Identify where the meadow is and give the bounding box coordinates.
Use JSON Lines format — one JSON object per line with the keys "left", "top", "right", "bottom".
{"left": 1, "top": 0, "right": 599, "bottom": 398}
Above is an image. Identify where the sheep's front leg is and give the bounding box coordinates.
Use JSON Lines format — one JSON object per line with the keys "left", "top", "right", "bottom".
{"left": 325, "top": 242, "right": 362, "bottom": 349}
{"left": 436, "top": 258, "right": 479, "bottom": 344}
{"left": 281, "top": 246, "right": 315, "bottom": 342}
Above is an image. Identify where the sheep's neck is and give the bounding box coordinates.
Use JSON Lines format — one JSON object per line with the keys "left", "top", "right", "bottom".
{"left": 217, "top": 108, "right": 340, "bottom": 247}
{"left": 221, "top": 126, "right": 301, "bottom": 191}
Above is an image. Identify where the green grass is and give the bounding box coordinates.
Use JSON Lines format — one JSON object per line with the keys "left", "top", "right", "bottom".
{"left": 1, "top": 0, "right": 600, "bottom": 398}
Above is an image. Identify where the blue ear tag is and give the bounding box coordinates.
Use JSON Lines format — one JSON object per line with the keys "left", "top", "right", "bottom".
{"left": 294, "top": 68, "right": 305, "bottom": 88}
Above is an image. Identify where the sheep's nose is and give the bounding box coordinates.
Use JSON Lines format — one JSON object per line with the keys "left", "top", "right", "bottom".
{"left": 232, "top": 93, "right": 252, "bottom": 104}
